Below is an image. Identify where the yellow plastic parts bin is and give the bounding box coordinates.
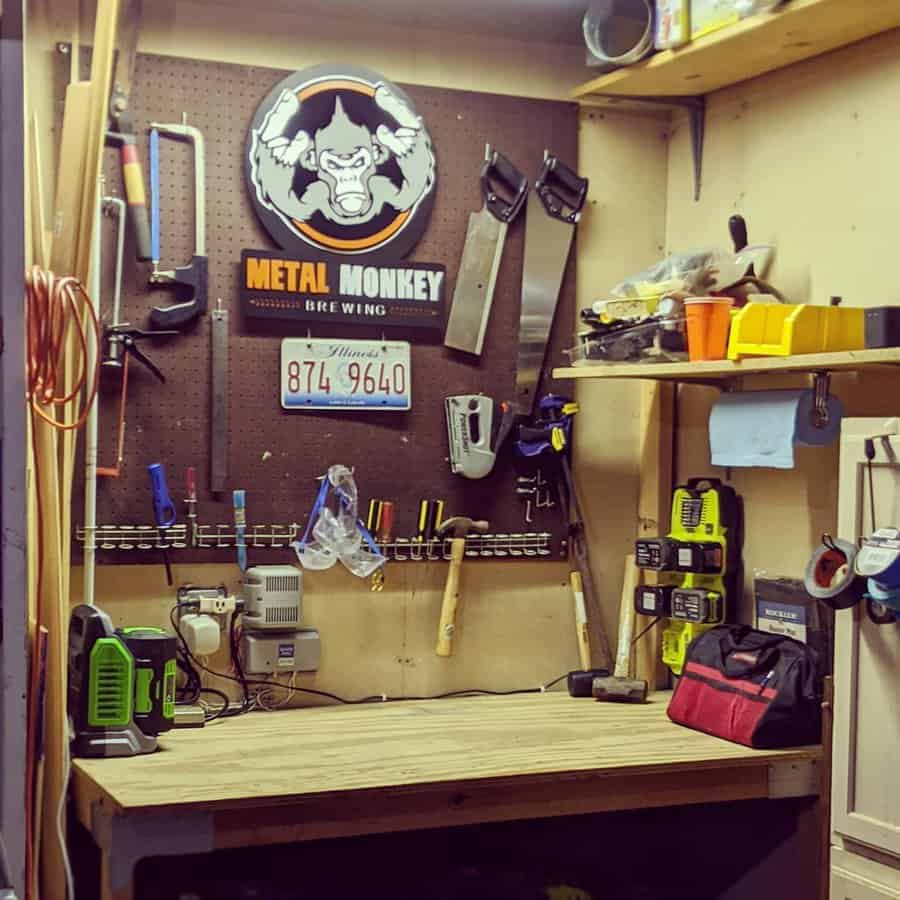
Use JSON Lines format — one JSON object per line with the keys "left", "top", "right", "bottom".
{"left": 727, "top": 302, "right": 865, "bottom": 360}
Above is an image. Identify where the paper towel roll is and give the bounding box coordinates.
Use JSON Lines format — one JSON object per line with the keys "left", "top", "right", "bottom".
{"left": 709, "top": 389, "right": 843, "bottom": 469}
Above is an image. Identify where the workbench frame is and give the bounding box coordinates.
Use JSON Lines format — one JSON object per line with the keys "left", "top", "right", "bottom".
{"left": 71, "top": 694, "right": 821, "bottom": 900}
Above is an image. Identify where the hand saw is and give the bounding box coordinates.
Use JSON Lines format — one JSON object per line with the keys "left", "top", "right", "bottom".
{"left": 514, "top": 153, "right": 588, "bottom": 416}
{"left": 444, "top": 146, "right": 529, "bottom": 356}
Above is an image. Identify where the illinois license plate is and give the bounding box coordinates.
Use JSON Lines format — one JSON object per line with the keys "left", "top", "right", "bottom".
{"left": 281, "top": 338, "right": 411, "bottom": 411}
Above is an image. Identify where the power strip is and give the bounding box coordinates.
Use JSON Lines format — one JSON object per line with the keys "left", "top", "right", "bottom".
{"left": 177, "top": 584, "right": 239, "bottom": 615}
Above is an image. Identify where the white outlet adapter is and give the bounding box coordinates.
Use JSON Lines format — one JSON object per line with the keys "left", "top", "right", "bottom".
{"left": 180, "top": 614, "right": 221, "bottom": 655}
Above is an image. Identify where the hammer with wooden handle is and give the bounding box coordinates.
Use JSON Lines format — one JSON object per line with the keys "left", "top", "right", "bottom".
{"left": 435, "top": 516, "right": 489, "bottom": 657}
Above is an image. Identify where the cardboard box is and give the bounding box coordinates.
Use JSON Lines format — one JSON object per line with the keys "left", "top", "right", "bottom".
{"left": 754, "top": 576, "right": 834, "bottom": 674}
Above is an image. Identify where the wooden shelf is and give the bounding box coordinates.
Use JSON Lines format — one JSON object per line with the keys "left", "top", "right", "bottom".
{"left": 573, "top": 0, "right": 900, "bottom": 103}
{"left": 553, "top": 348, "right": 900, "bottom": 383}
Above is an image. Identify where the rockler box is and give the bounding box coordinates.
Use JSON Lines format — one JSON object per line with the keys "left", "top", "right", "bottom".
{"left": 754, "top": 576, "right": 834, "bottom": 674}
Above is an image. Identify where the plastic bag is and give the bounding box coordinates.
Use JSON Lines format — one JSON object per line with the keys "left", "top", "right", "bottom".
{"left": 292, "top": 465, "right": 385, "bottom": 578}
{"left": 610, "top": 250, "right": 718, "bottom": 299}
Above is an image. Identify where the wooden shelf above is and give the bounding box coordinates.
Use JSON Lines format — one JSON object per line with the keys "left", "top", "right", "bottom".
{"left": 553, "top": 348, "right": 900, "bottom": 384}
{"left": 573, "top": 0, "right": 900, "bottom": 103}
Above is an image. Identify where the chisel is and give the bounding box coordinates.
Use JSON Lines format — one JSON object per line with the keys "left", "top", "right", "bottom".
{"left": 233, "top": 489, "right": 247, "bottom": 572}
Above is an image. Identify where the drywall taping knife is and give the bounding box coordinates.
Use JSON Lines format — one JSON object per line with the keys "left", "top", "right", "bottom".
{"left": 444, "top": 146, "right": 529, "bottom": 355}
{"left": 514, "top": 153, "right": 588, "bottom": 415}
{"left": 148, "top": 116, "right": 209, "bottom": 329}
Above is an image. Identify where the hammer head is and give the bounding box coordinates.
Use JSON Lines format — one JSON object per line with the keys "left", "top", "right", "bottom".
{"left": 437, "top": 516, "right": 490, "bottom": 540}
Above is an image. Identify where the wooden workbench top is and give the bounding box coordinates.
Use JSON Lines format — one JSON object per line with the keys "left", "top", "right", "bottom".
{"left": 72, "top": 692, "right": 820, "bottom": 815}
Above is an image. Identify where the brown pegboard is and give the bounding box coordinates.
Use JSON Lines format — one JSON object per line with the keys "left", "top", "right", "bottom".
{"left": 68, "top": 52, "right": 581, "bottom": 562}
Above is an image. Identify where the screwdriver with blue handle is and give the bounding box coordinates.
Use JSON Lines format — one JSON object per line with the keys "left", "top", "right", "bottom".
{"left": 148, "top": 463, "right": 176, "bottom": 585}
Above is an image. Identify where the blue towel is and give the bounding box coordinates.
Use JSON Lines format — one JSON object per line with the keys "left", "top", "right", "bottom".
{"left": 709, "top": 389, "right": 842, "bottom": 470}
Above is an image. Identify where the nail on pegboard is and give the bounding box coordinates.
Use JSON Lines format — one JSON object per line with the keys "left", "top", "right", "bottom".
{"left": 60, "top": 50, "right": 581, "bottom": 563}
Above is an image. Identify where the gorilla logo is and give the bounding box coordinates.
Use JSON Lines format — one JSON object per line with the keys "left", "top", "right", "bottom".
{"left": 247, "top": 65, "right": 437, "bottom": 258}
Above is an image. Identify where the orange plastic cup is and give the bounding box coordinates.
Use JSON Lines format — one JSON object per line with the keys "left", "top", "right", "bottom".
{"left": 685, "top": 298, "right": 734, "bottom": 362}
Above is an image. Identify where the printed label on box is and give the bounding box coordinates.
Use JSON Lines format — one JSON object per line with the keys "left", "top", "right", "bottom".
{"left": 756, "top": 600, "right": 808, "bottom": 644}
{"left": 278, "top": 643, "right": 295, "bottom": 667}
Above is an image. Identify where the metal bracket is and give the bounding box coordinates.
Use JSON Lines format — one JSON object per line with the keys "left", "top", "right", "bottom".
{"left": 812, "top": 371, "right": 831, "bottom": 429}
{"left": 588, "top": 94, "right": 705, "bottom": 201}
{"left": 767, "top": 758, "right": 820, "bottom": 799}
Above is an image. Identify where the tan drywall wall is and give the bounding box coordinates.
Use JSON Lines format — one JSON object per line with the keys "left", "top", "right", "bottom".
{"left": 24, "top": 1, "right": 669, "bottom": 697}
{"left": 665, "top": 27, "right": 900, "bottom": 619}
{"left": 574, "top": 107, "right": 669, "bottom": 653}
{"left": 70, "top": 561, "right": 578, "bottom": 704}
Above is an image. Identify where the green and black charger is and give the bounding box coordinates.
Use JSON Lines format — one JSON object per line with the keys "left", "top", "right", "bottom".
{"left": 68, "top": 604, "right": 177, "bottom": 758}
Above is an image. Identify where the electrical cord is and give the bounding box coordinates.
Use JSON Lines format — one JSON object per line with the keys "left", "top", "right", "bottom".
{"left": 632, "top": 616, "right": 662, "bottom": 645}
{"left": 198, "top": 687, "right": 234, "bottom": 723}
{"left": 169, "top": 604, "right": 569, "bottom": 706}
{"left": 25, "top": 266, "right": 101, "bottom": 431}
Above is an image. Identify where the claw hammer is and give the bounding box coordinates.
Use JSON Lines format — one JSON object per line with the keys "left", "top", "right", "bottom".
{"left": 435, "top": 516, "right": 489, "bottom": 657}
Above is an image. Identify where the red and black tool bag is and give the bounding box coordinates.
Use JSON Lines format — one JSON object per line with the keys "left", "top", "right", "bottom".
{"left": 667, "top": 625, "right": 823, "bottom": 748}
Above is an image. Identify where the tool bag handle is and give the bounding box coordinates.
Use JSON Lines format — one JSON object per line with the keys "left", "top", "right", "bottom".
{"left": 714, "top": 625, "right": 783, "bottom": 678}
{"left": 481, "top": 149, "right": 529, "bottom": 224}
{"left": 536, "top": 154, "right": 588, "bottom": 224}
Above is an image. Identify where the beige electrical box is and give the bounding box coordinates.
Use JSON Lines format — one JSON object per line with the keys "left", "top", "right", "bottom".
{"left": 241, "top": 629, "right": 321, "bottom": 674}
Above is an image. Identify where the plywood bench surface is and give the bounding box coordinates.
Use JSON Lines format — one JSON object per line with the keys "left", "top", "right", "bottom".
{"left": 72, "top": 692, "right": 820, "bottom": 814}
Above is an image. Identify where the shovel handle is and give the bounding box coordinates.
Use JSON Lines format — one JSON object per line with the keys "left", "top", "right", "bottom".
{"left": 436, "top": 537, "right": 466, "bottom": 657}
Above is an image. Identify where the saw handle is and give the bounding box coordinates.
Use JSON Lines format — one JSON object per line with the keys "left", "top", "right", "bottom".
{"left": 481, "top": 149, "right": 529, "bottom": 224}
{"left": 536, "top": 154, "right": 589, "bottom": 224}
{"left": 119, "top": 136, "right": 153, "bottom": 261}
{"left": 149, "top": 255, "right": 209, "bottom": 329}
{"left": 436, "top": 537, "right": 466, "bottom": 657}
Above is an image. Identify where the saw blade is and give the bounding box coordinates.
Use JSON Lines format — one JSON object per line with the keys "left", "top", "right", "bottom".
{"left": 444, "top": 208, "right": 507, "bottom": 355}
{"left": 514, "top": 192, "right": 576, "bottom": 414}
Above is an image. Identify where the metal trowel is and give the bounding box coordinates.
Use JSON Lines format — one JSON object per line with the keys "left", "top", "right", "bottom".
{"left": 444, "top": 146, "right": 529, "bottom": 355}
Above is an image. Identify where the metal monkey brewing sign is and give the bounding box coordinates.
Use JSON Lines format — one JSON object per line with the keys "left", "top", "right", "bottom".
{"left": 242, "top": 64, "right": 445, "bottom": 333}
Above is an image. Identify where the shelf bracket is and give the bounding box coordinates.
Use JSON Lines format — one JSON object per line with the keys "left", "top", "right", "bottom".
{"left": 589, "top": 94, "right": 706, "bottom": 202}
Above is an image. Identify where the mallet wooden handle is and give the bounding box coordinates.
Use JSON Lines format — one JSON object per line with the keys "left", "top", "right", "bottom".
{"left": 570, "top": 571, "right": 591, "bottom": 671}
{"left": 436, "top": 537, "right": 466, "bottom": 657}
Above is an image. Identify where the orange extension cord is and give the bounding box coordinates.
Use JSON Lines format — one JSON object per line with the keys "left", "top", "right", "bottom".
{"left": 25, "top": 265, "right": 100, "bottom": 430}
{"left": 24, "top": 265, "right": 100, "bottom": 900}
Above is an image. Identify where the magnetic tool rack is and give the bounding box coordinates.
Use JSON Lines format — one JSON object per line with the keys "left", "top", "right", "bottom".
{"left": 76, "top": 522, "right": 559, "bottom": 559}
